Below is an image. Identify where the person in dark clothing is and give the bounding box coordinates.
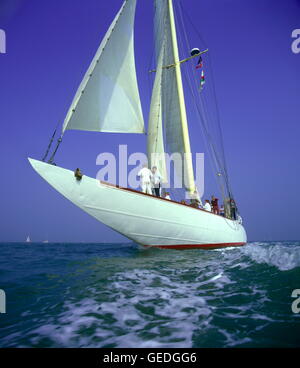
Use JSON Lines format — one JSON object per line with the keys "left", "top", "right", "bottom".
{"left": 74, "top": 168, "right": 83, "bottom": 181}
{"left": 211, "top": 195, "right": 220, "bottom": 215}
{"left": 151, "top": 166, "right": 162, "bottom": 197}
{"left": 230, "top": 198, "right": 237, "bottom": 220}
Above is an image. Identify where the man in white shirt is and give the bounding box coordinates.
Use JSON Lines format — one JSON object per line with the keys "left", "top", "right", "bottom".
{"left": 138, "top": 164, "right": 153, "bottom": 194}
{"left": 151, "top": 166, "right": 162, "bottom": 197}
{"left": 203, "top": 199, "right": 212, "bottom": 212}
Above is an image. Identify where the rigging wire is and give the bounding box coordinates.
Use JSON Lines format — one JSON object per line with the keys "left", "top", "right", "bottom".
{"left": 48, "top": 135, "right": 63, "bottom": 165}
{"left": 42, "top": 117, "right": 64, "bottom": 164}
{"left": 174, "top": 1, "right": 225, "bottom": 198}
{"left": 42, "top": 127, "right": 57, "bottom": 162}
{"left": 177, "top": 0, "right": 234, "bottom": 199}
{"left": 174, "top": 0, "right": 234, "bottom": 203}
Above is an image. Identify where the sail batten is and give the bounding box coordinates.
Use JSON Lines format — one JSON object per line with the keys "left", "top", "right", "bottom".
{"left": 62, "top": 0, "right": 144, "bottom": 134}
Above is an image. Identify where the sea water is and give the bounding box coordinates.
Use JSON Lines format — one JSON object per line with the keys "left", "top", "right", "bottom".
{"left": 0, "top": 241, "right": 299, "bottom": 347}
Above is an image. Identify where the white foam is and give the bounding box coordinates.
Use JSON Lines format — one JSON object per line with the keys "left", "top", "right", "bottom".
{"left": 4, "top": 241, "right": 296, "bottom": 348}
{"left": 242, "top": 243, "right": 300, "bottom": 271}
{"left": 25, "top": 268, "right": 215, "bottom": 348}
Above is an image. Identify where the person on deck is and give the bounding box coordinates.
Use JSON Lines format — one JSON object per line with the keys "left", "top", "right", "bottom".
{"left": 74, "top": 168, "right": 83, "bottom": 181}
{"left": 151, "top": 166, "right": 162, "bottom": 197}
{"left": 190, "top": 190, "right": 200, "bottom": 208}
{"left": 203, "top": 199, "right": 212, "bottom": 212}
{"left": 230, "top": 198, "right": 237, "bottom": 220}
{"left": 164, "top": 192, "right": 171, "bottom": 200}
{"left": 138, "top": 164, "right": 153, "bottom": 194}
{"left": 211, "top": 195, "right": 219, "bottom": 215}
{"left": 220, "top": 204, "right": 225, "bottom": 217}
{"left": 224, "top": 198, "right": 231, "bottom": 218}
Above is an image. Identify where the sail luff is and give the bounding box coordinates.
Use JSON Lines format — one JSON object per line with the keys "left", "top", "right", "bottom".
{"left": 62, "top": 0, "right": 144, "bottom": 135}
{"left": 167, "top": 0, "right": 196, "bottom": 195}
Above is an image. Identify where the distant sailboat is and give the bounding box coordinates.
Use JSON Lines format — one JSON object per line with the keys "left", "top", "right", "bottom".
{"left": 29, "top": 0, "right": 246, "bottom": 249}
{"left": 26, "top": 235, "right": 31, "bottom": 243}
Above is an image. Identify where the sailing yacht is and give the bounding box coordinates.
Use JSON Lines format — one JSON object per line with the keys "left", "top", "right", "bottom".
{"left": 26, "top": 236, "right": 31, "bottom": 243}
{"left": 29, "top": 0, "right": 247, "bottom": 249}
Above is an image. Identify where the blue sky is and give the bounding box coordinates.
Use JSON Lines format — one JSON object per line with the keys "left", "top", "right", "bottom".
{"left": 0, "top": 0, "right": 299, "bottom": 242}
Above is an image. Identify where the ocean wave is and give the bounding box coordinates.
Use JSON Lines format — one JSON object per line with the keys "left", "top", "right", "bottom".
{"left": 23, "top": 263, "right": 271, "bottom": 348}
{"left": 28, "top": 269, "right": 215, "bottom": 348}
{"left": 1, "top": 241, "right": 299, "bottom": 348}
{"left": 241, "top": 242, "right": 300, "bottom": 271}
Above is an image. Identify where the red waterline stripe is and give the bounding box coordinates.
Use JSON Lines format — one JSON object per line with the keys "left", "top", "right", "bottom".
{"left": 143, "top": 242, "right": 246, "bottom": 250}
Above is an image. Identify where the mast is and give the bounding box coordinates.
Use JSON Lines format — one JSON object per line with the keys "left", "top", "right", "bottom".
{"left": 167, "top": 0, "right": 196, "bottom": 196}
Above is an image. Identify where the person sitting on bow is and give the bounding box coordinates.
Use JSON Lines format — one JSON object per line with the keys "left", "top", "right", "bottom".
{"left": 74, "top": 168, "right": 83, "bottom": 181}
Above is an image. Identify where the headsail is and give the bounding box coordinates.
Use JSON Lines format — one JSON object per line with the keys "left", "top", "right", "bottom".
{"left": 154, "top": 0, "right": 197, "bottom": 197}
{"left": 62, "top": 0, "right": 144, "bottom": 134}
{"left": 147, "top": 43, "right": 167, "bottom": 182}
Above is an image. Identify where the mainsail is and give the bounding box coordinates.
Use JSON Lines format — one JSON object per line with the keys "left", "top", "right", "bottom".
{"left": 147, "top": 43, "right": 167, "bottom": 182}
{"left": 62, "top": 0, "right": 144, "bottom": 134}
{"left": 153, "top": 0, "right": 197, "bottom": 196}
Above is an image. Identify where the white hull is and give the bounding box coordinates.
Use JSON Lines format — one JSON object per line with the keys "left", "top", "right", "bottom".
{"left": 29, "top": 158, "right": 247, "bottom": 249}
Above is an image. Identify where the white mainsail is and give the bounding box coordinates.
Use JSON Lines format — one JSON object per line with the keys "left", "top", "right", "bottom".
{"left": 147, "top": 44, "right": 167, "bottom": 182}
{"left": 62, "top": 0, "right": 144, "bottom": 134}
{"left": 154, "top": 0, "right": 197, "bottom": 196}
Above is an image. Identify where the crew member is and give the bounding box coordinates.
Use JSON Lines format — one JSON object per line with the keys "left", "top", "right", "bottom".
{"left": 190, "top": 190, "right": 200, "bottom": 208}
{"left": 220, "top": 204, "right": 225, "bottom": 217}
{"left": 203, "top": 199, "right": 212, "bottom": 212}
{"left": 74, "top": 168, "right": 83, "bottom": 181}
{"left": 211, "top": 195, "right": 219, "bottom": 215}
{"left": 151, "top": 166, "right": 162, "bottom": 197}
{"left": 230, "top": 198, "right": 237, "bottom": 220}
{"left": 138, "top": 164, "right": 152, "bottom": 194}
{"left": 164, "top": 192, "right": 171, "bottom": 200}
